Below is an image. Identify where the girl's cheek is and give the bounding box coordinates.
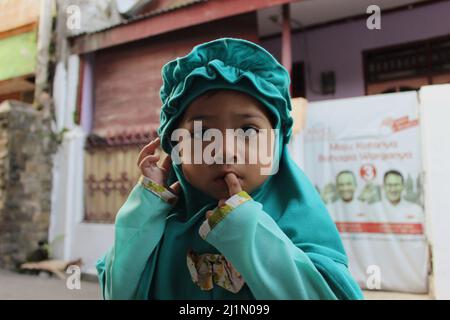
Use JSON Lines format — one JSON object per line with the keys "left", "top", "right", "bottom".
{"left": 242, "top": 139, "right": 260, "bottom": 164}
{"left": 245, "top": 171, "right": 269, "bottom": 193}
{"left": 181, "top": 164, "right": 198, "bottom": 184}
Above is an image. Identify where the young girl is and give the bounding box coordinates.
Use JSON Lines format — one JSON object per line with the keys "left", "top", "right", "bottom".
{"left": 96, "top": 37, "right": 363, "bottom": 300}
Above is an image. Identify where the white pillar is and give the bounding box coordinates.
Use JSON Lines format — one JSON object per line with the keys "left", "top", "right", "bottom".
{"left": 419, "top": 84, "right": 450, "bottom": 299}
{"left": 48, "top": 54, "right": 82, "bottom": 260}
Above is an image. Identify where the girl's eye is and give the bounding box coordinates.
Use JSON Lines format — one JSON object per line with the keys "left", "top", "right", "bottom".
{"left": 240, "top": 126, "right": 260, "bottom": 137}
{"left": 191, "top": 128, "right": 209, "bottom": 140}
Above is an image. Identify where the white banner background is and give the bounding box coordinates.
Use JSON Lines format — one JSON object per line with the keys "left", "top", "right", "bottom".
{"left": 302, "top": 92, "right": 429, "bottom": 293}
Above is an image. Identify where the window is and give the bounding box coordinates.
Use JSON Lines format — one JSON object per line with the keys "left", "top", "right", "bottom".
{"left": 363, "top": 34, "right": 450, "bottom": 95}
{"left": 291, "top": 61, "right": 306, "bottom": 98}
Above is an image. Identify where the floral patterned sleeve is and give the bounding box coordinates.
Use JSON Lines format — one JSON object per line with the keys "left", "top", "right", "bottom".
{"left": 139, "top": 175, "right": 178, "bottom": 205}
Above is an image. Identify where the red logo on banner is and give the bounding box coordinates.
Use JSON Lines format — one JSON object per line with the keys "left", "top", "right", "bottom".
{"left": 335, "top": 222, "right": 424, "bottom": 235}
{"left": 392, "top": 116, "right": 419, "bottom": 132}
{"left": 380, "top": 116, "right": 419, "bottom": 133}
{"left": 360, "top": 164, "right": 377, "bottom": 181}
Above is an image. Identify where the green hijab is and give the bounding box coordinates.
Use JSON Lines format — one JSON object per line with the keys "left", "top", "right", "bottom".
{"left": 146, "top": 38, "right": 362, "bottom": 299}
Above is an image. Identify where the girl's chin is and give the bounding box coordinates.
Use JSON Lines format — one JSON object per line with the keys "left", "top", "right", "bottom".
{"left": 209, "top": 189, "right": 230, "bottom": 201}
{"left": 208, "top": 185, "right": 250, "bottom": 202}
{"left": 200, "top": 180, "right": 251, "bottom": 201}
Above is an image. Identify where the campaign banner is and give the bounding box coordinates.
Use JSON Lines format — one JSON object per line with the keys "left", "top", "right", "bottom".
{"left": 303, "top": 92, "right": 428, "bottom": 293}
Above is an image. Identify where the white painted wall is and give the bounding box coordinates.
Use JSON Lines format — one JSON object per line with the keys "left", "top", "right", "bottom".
{"left": 48, "top": 56, "right": 80, "bottom": 260}
{"left": 71, "top": 223, "right": 114, "bottom": 275}
{"left": 50, "top": 124, "right": 114, "bottom": 275}
{"left": 49, "top": 55, "right": 114, "bottom": 275}
{"left": 419, "top": 84, "right": 450, "bottom": 300}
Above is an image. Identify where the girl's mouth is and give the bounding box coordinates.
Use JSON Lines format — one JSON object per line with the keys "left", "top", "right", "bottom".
{"left": 213, "top": 171, "right": 244, "bottom": 187}
{"left": 213, "top": 171, "right": 243, "bottom": 181}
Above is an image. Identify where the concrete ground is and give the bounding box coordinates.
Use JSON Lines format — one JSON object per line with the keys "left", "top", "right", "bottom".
{"left": 363, "top": 290, "right": 432, "bottom": 300}
{"left": 0, "top": 269, "right": 432, "bottom": 300}
{"left": 0, "top": 269, "right": 101, "bottom": 300}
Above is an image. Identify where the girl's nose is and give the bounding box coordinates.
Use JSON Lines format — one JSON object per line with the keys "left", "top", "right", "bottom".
{"left": 213, "top": 133, "right": 239, "bottom": 164}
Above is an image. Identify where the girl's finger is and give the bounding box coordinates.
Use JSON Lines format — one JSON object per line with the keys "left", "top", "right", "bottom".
{"left": 138, "top": 154, "right": 160, "bottom": 170}
{"left": 224, "top": 173, "right": 242, "bottom": 196}
{"left": 169, "top": 181, "right": 181, "bottom": 195}
{"left": 218, "top": 199, "right": 226, "bottom": 207}
{"left": 160, "top": 154, "right": 172, "bottom": 172}
{"left": 137, "top": 137, "right": 160, "bottom": 166}
{"left": 205, "top": 210, "right": 214, "bottom": 219}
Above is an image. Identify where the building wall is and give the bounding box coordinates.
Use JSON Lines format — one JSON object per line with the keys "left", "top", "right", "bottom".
{"left": 261, "top": 1, "right": 450, "bottom": 101}
{"left": 0, "top": 31, "right": 37, "bottom": 82}
{"left": 59, "top": 0, "right": 122, "bottom": 37}
{"left": 0, "top": 0, "right": 40, "bottom": 33}
{"left": 0, "top": 101, "right": 56, "bottom": 269}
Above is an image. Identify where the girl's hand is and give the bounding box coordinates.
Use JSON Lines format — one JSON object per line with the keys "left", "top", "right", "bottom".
{"left": 223, "top": 173, "right": 243, "bottom": 196}
{"left": 206, "top": 173, "right": 242, "bottom": 219}
{"left": 137, "top": 137, "right": 180, "bottom": 194}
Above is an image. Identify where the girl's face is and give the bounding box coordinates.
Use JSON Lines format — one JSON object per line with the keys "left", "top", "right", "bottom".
{"left": 175, "top": 89, "right": 276, "bottom": 200}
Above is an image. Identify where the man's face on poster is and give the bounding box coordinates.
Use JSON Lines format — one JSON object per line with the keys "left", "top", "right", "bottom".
{"left": 384, "top": 173, "right": 404, "bottom": 205}
{"left": 336, "top": 172, "right": 356, "bottom": 203}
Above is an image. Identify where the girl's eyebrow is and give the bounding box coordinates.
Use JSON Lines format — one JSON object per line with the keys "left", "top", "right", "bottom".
{"left": 238, "top": 113, "right": 265, "bottom": 120}
{"left": 186, "top": 114, "right": 216, "bottom": 122}
{"left": 234, "top": 113, "right": 270, "bottom": 124}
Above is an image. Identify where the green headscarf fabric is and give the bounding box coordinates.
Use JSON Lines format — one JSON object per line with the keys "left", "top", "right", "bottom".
{"left": 153, "top": 38, "right": 362, "bottom": 299}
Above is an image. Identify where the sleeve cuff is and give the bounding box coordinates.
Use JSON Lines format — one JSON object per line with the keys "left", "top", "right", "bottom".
{"left": 139, "top": 175, "right": 178, "bottom": 205}
{"left": 199, "top": 191, "right": 252, "bottom": 240}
